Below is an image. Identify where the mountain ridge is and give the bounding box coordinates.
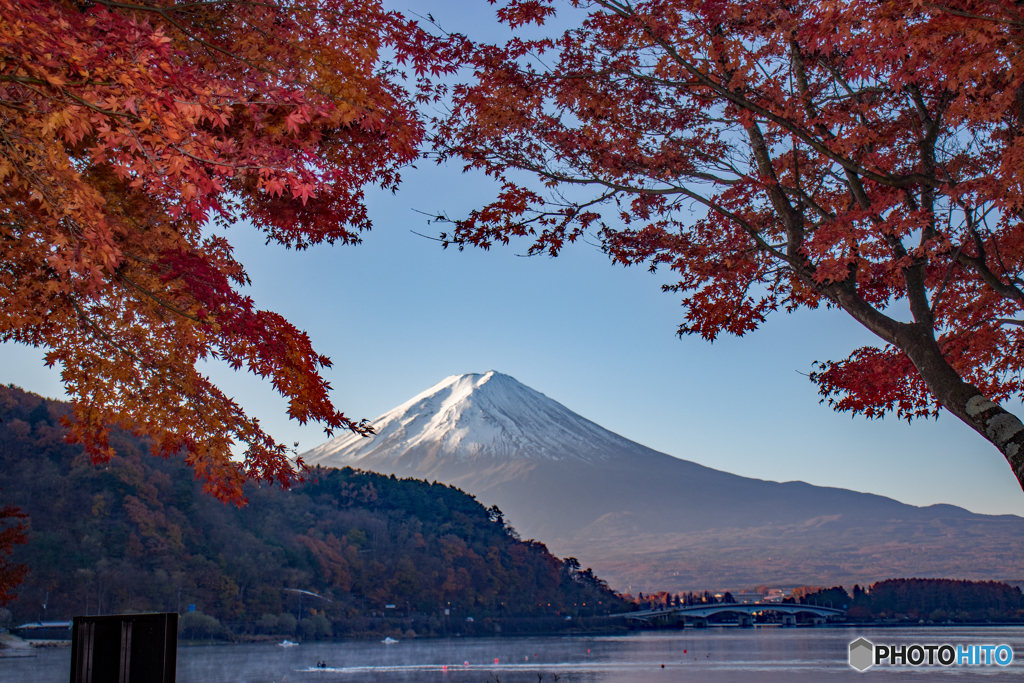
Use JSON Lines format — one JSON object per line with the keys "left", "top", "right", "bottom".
{"left": 303, "top": 372, "right": 1024, "bottom": 590}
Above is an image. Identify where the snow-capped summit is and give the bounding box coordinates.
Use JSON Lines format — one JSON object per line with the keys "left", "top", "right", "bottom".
{"left": 303, "top": 371, "right": 648, "bottom": 471}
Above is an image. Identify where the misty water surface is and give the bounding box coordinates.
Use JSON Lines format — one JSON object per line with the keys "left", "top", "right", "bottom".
{"left": 4, "top": 627, "right": 1024, "bottom": 682}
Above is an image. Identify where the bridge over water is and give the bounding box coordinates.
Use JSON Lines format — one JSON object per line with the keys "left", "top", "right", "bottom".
{"left": 620, "top": 602, "right": 846, "bottom": 627}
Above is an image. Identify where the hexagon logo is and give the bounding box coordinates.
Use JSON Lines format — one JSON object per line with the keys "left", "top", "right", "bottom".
{"left": 849, "top": 637, "right": 874, "bottom": 672}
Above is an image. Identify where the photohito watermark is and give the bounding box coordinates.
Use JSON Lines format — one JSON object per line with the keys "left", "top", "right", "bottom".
{"left": 849, "top": 637, "right": 1014, "bottom": 672}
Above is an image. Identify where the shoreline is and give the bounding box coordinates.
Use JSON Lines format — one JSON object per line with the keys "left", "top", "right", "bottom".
{"left": 7, "top": 619, "right": 1022, "bottom": 651}
{"left": 172, "top": 621, "right": 1024, "bottom": 646}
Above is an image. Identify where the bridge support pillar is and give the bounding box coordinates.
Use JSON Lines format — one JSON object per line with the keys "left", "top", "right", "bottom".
{"left": 736, "top": 613, "right": 753, "bottom": 628}
{"left": 781, "top": 614, "right": 796, "bottom": 627}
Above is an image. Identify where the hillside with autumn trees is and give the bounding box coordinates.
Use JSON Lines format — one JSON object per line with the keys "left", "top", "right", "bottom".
{"left": 0, "top": 385, "right": 628, "bottom": 638}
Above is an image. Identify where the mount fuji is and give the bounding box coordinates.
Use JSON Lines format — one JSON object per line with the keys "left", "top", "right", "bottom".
{"left": 303, "top": 371, "right": 1024, "bottom": 591}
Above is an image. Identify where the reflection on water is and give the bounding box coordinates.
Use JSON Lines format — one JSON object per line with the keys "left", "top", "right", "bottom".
{"left": 4, "top": 627, "right": 1024, "bottom": 682}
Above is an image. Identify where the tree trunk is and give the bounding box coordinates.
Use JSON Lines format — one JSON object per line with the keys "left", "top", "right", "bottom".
{"left": 897, "top": 324, "right": 1024, "bottom": 492}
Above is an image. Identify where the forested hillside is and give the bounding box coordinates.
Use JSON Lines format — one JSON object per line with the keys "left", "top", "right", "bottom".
{"left": 0, "top": 385, "right": 627, "bottom": 636}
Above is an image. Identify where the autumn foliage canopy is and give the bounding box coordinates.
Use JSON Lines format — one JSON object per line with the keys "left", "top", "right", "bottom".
{"left": 0, "top": 0, "right": 456, "bottom": 503}
{"left": 435, "top": 0, "right": 1024, "bottom": 492}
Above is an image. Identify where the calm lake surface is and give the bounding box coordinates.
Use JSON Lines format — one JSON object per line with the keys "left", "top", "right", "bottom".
{"left": 5, "top": 626, "right": 1024, "bottom": 682}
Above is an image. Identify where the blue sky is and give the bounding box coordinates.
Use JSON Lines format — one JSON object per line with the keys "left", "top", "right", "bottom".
{"left": 3, "top": 0, "right": 1023, "bottom": 517}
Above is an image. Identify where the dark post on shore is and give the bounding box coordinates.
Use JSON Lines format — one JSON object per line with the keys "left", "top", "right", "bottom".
{"left": 70, "top": 613, "right": 177, "bottom": 683}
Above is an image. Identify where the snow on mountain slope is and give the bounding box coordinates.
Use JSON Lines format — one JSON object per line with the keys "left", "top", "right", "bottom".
{"left": 303, "top": 370, "right": 651, "bottom": 468}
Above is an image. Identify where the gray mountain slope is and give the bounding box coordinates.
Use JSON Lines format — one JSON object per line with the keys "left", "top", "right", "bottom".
{"left": 304, "top": 371, "right": 1024, "bottom": 590}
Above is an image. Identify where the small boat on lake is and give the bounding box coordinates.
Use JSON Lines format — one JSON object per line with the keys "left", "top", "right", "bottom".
{"left": 277, "top": 639, "right": 299, "bottom": 647}
{"left": 10, "top": 621, "right": 72, "bottom": 641}
{"left": 381, "top": 636, "right": 399, "bottom": 644}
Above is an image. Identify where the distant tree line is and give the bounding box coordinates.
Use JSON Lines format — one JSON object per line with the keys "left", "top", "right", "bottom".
{"left": 625, "top": 590, "right": 736, "bottom": 609}
{"left": 0, "top": 385, "right": 629, "bottom": 639}
{"left": 623, "top": 580, "right": 1024, "bottom": 623}
{"left": 797, "top": 580, "right": 1024, "bottom": 622}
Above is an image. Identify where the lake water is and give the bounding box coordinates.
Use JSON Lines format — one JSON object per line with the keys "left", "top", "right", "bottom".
{"left": 4, "top": 626, "right": 1024, "bottom": 682}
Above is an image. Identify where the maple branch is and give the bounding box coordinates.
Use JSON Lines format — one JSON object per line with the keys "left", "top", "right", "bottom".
{"left": 739, "top": 56, "right": 906, "bottom": 341}
{"left": 951, "top": 205, "right": 1024, "bottom": 304}
{"left": 923, "top": 3, "right": 1024, "bottom": 26}
{"left": 64, "top": 293, "right": 145, "bottom": 368}
{"left": 515, "top": 171, "right": 796, "bottom": 263}
{"left": 0, "top": 125, "right": 89, "bottom": 217}
{"left": 92, "top": 0, "right": 282, "bottom": 10}
{"left": 4, "top": 80, "right": 142, "bottom": 135}
{"left": 89, "top": 0, "right": 276, "bottom": 78}
{"left": 88, "top": 0, "right": 423, "bottom": 112}
{"left": 61, "top": 290, "right": 293, "bottom": 485}
{"left": 815, "top": 87, "right": 889, "bottom": 105}
{"left": 961, "top": 316, "right": 1024, "bottom": 330}
{"left": 929, "top": 237, "right": 967, "bottom": 312}
{"left": 169, "top": 144, "right": 292, "bottom": 173}
{"left": 475, "top": 151, "right": 695, "bottom": 199}
{"left": 980, "top": 220, "right": 1017, "bottom": 289}
{"left": 789, "top": 40, "right": 817, "bottom": 123}
{"left": 818, "top": 60, "right": 874, "bottom": 130}
{"left": 0, "top": 75, "right": 117, "bottom": 88}
{"left": 957, "top": 250, "right": 1024, "bottom": 301}
{"left": 593, "top": 2, "right": 940, "bottom": 190}
{"left": 659, "top": 187, "right": 793, "bottom": 267}
{"left": 66, "top": 92, "right": 142, "bottom": 122}
{"left": 114, "top": 272, "right": 206, "bottom": 324}
{"left": 745, "top": 123, "right": 781, "bottom": 190}
{"left": 778, "top": 183, "right": 835, "bottom": 221}
{"left": 825, "top": 282, "right": 903, "bottom": 344}
{"left": 741, "top": 117, "right": 813, "bottom": 277}
{"left": 794, "top": 50, "right": 895, "bottom": 264}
